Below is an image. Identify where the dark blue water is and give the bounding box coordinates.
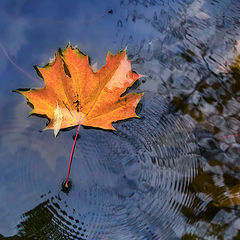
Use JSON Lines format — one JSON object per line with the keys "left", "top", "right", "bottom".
{"left": 1, "top": 0, "right": 240, "bottom": 239}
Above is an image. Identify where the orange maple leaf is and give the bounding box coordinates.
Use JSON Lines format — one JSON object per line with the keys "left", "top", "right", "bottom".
{"left": 17, "top": 45, "right": 143, "bottom": 136}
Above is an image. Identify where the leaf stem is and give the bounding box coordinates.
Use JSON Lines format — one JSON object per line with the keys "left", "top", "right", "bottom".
{"left": 65, "top": 123, "right": 81, "bottom": 188}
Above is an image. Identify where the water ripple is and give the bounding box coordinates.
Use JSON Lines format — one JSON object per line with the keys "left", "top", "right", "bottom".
{"left": 10, "top": 94, "right": 200, "bottom": 239}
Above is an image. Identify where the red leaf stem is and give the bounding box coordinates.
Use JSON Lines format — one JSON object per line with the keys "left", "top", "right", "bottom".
{"left": 65, "top": 123, "right": 81, "bottom": 188}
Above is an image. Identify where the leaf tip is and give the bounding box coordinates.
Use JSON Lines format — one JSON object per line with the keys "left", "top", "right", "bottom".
{"left": 111, "top": 125, "right": 117, "bottom": 130}
{"left": 138, "top": 74, "right": 146, "bottom": 79}
{"left": 14, "top": 88, "right": 28, "bottom": 94}
{"left": 29, "top": 109, "right": 34, "bottom": 115}
{"left": 54, "top": 129, "right": 59, "bottom": 137}
{"left": 43, "top": 125, "right": 59, "bottom": 137}
{"left": 65, "top": 43, "right": 74, "bottom": 52}
{"left": 134, "top": 114, "right": 141, "bottom": 119}
{"left": 106, "top": 50, "right": 112, "bottom": 60}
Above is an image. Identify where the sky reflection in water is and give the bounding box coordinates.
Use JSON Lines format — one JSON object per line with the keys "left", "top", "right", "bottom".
{"left": 1, "top": 0, "right": 240, "bottom": 239}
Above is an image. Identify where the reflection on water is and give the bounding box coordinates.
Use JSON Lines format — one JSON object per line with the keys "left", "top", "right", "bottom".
{"left": 1, "top": 95, "right": 199, "bottom": 239}
{"left": 1, "top": 0, "right": 240, "bottom": 239}
{"left": 172, "top": 52, "right": 240, "bottom": 239}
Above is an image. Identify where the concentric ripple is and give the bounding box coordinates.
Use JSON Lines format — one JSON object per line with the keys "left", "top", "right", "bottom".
{"left": 9, "top": 93, "right": 201, "bottom": 239}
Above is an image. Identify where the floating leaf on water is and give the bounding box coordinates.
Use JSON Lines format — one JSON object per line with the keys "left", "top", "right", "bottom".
{"left": 17, "top": 45, "right": 143, "bottom": 135}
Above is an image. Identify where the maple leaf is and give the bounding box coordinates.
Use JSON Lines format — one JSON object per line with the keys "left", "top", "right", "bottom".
{"left": 17, "top": 45, "right": 143, "bottom": 136}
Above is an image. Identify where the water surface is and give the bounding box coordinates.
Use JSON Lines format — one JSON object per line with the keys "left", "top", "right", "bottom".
{"left": 1, "top": 0, "right": 240, "bottom": 239}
